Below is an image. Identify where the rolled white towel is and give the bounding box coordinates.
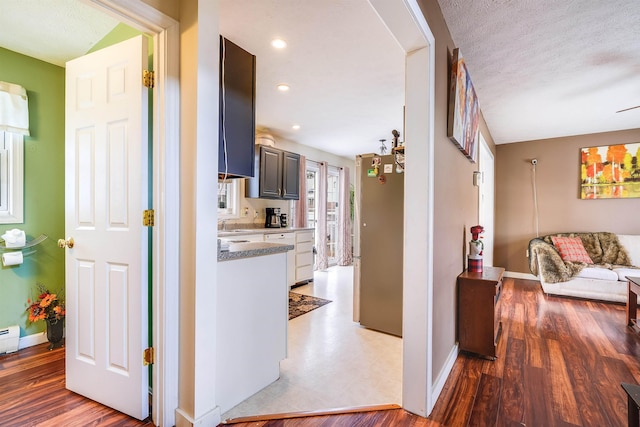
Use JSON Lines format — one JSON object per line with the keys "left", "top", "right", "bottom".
{"left": 1, "top": 229, "right": 26, "bottom": 248}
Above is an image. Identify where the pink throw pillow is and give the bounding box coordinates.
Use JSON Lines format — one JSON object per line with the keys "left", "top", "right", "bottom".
{"left": 551, "top": 236, "right": 593, "bottom": 264}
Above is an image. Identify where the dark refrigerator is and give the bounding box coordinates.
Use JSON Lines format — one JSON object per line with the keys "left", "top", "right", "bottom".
{"left": 353, "top": 154, "right": 404, "bottom": 337}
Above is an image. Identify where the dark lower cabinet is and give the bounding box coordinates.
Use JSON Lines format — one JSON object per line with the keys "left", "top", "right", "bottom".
{"left": 218, "top": 36, "right": 256, "bottom": 178}
{"left": 246, "top": 145, "right": 300, "bottom": 200}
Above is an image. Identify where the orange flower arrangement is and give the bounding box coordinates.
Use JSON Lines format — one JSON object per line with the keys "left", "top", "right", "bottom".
{"left": 26, "top": 284, "right": 65, "bottom": 323}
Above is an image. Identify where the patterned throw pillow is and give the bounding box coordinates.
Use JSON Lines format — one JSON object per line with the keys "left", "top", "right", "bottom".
{"left": 551, "top": 236, "right": 593, "bottom": 264}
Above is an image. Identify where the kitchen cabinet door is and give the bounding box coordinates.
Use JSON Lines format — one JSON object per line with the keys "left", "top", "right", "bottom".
{"left": 282, "top": 151, "right": 300, "bottom": 200}
{"left": 218, "top": 36, "right": 256, "bottom": 178}
{"left": 246, "top": 145, "right": 300, "bottom": 200}
{"left": 258, "top": 146, "right": 282, "bottom": 198}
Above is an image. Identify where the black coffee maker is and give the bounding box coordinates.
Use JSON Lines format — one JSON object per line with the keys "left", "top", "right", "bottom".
{"left": 265, "top": 207, "right": 281, "bottom": 228}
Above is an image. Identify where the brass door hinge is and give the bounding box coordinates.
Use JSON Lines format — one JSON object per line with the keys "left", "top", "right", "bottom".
{"left": 143, "top": 347, "right": 155, "bottom": 366}
{"left": 143, "top": 209, "right": 155, "bottom": 227}
{"left": 143, "top": 70, "right": 155, "bottom": 89}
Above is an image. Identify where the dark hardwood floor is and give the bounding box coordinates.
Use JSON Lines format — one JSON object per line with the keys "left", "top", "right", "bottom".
{"left": 428, "top": 277, "right": 640, "bottom": 427}
{"left": 0, "top": 342, "right": 153, "bottom": 427}
{"left": 2, "top": 278, "right": 639, "bottom": 426}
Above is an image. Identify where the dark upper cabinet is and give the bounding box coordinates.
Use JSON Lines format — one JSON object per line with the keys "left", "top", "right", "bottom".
{"left": 246, "top": 145, "right": 300, "bottom": 200}
{"left": 282, "top": 151, "right": 300, "bottom": 200}
{"left": 258, "top": 146, "right": 282, "bottom": 199}
{"left": 218, "top": 36, "right": 256, "bottom": 179}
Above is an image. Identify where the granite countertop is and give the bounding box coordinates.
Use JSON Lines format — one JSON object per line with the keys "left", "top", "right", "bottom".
{"left": 218, "top": 227, "right": 314, "bottom": 238}
{"left": 217, "top": 239, "right": 294, "bottom": 262}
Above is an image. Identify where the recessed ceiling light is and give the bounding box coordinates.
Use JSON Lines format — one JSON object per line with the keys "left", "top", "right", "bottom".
{"left": 277, "top": 84, "right": 290, "bottom": 92}
{"left": 292, "top": 124, "right": 301, "bottom": 130}
{"left": 271, "top": 38, "right": 287, "bottom": 49}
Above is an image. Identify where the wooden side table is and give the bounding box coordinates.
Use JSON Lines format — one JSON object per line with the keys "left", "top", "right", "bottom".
{"left": 457, "top": 266, "right": 505, "bottom": 359}
{"left": 627, "top": 277, "right": 640, "bottom": 330}
{"left": 622, "top": 382, "right": 640, "bottom": 427}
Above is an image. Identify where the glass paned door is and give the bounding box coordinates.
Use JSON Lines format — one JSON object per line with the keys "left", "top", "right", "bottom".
{"left": 306, "top": 169, "right": 317, "bottom": 229}
{"left": 327, "top": 167, "right": 339, "bottom": 265}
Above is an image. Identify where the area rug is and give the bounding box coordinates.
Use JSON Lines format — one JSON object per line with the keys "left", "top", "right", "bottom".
{"left": 289, "top": 292, "right": 332, "bottom": 320}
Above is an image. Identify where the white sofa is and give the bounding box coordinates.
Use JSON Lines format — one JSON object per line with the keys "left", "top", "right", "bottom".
{"left": 529, "top": 233, "right": 640, "bottom": 303}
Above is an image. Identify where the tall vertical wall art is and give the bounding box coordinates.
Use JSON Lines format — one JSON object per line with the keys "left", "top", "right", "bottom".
{"left": 447, "top": 48, "right": 480, "bottom": 163}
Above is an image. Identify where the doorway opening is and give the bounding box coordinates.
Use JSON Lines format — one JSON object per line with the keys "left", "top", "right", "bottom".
{"left": 75, "top": 4, "right": 180, "bottom": 425}
{"left": 218, "top": 0, "right": 436, "bottom": 421}
{"left": 305, "top": 162, "right": 341, "bottom": 267}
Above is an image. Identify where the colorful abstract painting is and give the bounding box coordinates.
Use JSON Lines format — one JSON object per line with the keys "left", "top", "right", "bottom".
{"left": 447, "top": 48, "right": 480, "bottom": 163}
{"left": 581, "top": 143, "right": 640, "bottom": 199}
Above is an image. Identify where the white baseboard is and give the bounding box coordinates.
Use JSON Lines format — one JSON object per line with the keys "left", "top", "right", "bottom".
{"left": 504, "top": 271, "right": 538, "bottom": 281}
{"left": 175, "top": 406, "right": 220, "bottom": 427}
{"left": 19, "top": 332, "right": 47, "bottom": 350}
{"left": 429, "top": 343, "right": 458, "bottom": 415}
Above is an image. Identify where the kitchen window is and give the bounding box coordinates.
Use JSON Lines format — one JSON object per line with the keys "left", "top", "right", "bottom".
{"left": 217, "top": 179, "right": 240, "bottom": 219}
{"left": 0, "top": 131, "right": 24, "bottom": 224}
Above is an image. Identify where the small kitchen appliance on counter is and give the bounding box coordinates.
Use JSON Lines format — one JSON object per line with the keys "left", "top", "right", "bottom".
{"left": 265, "top": 207, "right": 282, "bottom": 228}
{"left": 279, "top": 213, "right": 288, "bottom": 228}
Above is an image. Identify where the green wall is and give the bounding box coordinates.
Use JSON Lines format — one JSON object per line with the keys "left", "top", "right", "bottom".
{"left": 0, "top": 25, "right": 150, "bottom": 342}
{"left": 88, "top": 23, "right": 150, "bottom": 55}
{"left": 0, "top": 47, "right": 65, "bottom": 337}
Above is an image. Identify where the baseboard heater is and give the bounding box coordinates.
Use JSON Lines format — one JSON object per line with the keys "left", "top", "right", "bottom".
{"left": 0, "top": 325, "right": 19, "bottom": 354}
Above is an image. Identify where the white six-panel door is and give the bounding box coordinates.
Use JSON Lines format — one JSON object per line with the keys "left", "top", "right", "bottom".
{"left": 64, "top": 35, "right": 149, "bottom": 420}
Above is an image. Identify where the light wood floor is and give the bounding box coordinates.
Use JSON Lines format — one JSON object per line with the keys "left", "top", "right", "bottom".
{"left": 2, "top": 277, "right": 639, "bottom": 426}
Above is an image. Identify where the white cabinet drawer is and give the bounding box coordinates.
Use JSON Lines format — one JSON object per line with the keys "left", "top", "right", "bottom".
{"left": 296, "top": 252, "right": 313, "bottom": 266}
{"left": 296, "top": 240, "right": 313, "bottom": 253}
{"left": 296, "top": 231, "right": 314, "bottom": 243}
{"left": 296, "top": 265, "right": 313, "bottom": 282}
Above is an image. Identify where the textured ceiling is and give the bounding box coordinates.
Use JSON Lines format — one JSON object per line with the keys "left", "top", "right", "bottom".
{"left": 437, "top": 0, "right": 640, "bottom": 144}
{"left": 1, "top": 0, "right": 637, "bottom": 157}
{"left": 0, "top": 0, "right": 118, "bottom": 67}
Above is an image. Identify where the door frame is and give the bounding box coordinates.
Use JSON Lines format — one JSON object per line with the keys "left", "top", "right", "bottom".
{"left": 369, "top": 0, "right": 437, "bottom": 416}
{"left": 88, "top": 0, "right": 439, "bottom": 423}
{"left": 478, "top": 134, "right": 495, "bottom": 266}
{"left": 83, "top": 1, "right": 180, "bottom": 426}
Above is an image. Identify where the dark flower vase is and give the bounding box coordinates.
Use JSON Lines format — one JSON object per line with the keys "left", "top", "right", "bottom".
{"left": 46, "top": 318, "right": 64, "bottom": 350}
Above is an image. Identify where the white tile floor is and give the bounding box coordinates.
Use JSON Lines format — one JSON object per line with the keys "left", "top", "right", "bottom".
{"left": 221, "top": 265, "right": 403, "bottom": 421}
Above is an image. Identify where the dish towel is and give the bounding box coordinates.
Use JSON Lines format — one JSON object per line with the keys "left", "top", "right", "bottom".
{"left": 0, "top": 81, "right": 30, "bottom": 136}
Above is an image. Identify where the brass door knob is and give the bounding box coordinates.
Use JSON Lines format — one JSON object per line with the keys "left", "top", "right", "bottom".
{"left": 57, "top": 238, "right": 74, "bottom": 249}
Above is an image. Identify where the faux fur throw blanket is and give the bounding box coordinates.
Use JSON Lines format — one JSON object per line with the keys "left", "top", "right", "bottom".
{"left": 528, "top": 232, "right": 634, "bottom": 283}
